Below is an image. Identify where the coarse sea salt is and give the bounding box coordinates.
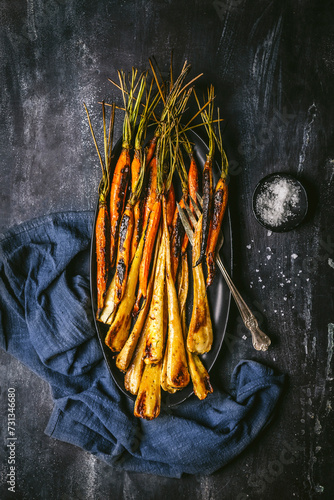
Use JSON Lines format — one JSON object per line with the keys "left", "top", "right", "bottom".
{"left": 255, "top": 177, "right": 302, "bottom": 227}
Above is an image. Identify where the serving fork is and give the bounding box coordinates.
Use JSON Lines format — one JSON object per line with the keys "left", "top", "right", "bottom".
{"left": 177, "top": 195, "right": 271, "bottom": 352}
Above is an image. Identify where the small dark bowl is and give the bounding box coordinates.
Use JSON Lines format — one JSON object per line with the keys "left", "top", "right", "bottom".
{"left": 252, "top": 173, "right": 308, "bottom": 232}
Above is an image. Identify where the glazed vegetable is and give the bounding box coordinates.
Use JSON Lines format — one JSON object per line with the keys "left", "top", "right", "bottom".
{"left": 194, "top": 86, "right": 215, "bottom": 267}
{"left": 187, "top": 214, "right": 213, "bottom": 354}
{"left": 144, "top": 235, "right": 166, "bottom": 364}
{"left": 178, "top": 251, "right": 213, "bottom": 400}
{"left": 206, "top": 113, "right": 229, "bottom": 287}
{"left": 130, "top": 84, "right": 160, "bottom": 263}
{"left": 170, "top": 198, "right": 186, "bottom": 282}
{"left": 134, "top": 361, "right": 162, "bottom": 420}
{"left": 105, "top": 224, "right": 146, "bottom": 351}
{"left": 163, "top": 195, "right": 190, "bottom": 389}
{"left": 116, "top": 263, "right": 155, "bottom": 372}
{"left": 99, "top": 273, "right": 117, "bottom": 324}
{"left": 133, "top": 197, "right": 161, "bottom": 315}
{"left": 84, "top": 102, "right": 116, "bottom": 318}
{"left": 109, "top": 71, "right": 146, "bottom": 268}
{"left": 181, "top": 146, "right": 199, "bottom": 254}
{"left": 124, "top": 317, "right": 149, "bottom": 395}
{"left": 166, "top": 183, "right": 176, "bottom": 232}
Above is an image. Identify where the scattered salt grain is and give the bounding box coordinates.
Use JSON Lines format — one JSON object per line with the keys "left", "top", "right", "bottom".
{"left": 246, "top": 244, "right": 251, "bottom": 249}
{"left": 266, "top": 255, "right": 271, "bottom": 260}
{"left": 255, "top": 177, "right": 302, "bottom": 227}
{"left": 291, "top": 253, "right": 298, "bottom": 259}
{"left": 267, "top": 230, "right": 272, "bottom": 236}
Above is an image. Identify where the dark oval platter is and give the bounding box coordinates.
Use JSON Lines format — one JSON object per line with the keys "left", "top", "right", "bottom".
{"left": 90, "top": 128, "right": 232, "bottom": 407}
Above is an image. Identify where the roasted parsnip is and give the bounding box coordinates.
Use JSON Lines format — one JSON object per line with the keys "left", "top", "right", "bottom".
{"left": 134, "top": 361, "right": 162, "bottom": 420}
{"left": 187, "top": 215, "right": 213, "bottom": 354}
{"left": 163, "top": 196, "right": 190, "bottom": 389}
{"left": 144, "top": 236, "right": 166, "bottom": 364}
{"left": 105, "top": 225, "right": 146, "bottom": 351}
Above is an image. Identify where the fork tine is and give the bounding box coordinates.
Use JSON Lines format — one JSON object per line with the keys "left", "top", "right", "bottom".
{"left": 183, "top": 199, "right": 198, "bottom": 228}
{"left": 196, "top": 191, "right": 203, "bottom": 207}
{"left": 176, "top": 202, "right": 194, "bottom": 246}
{"left": 188, "top": 195, "right": 202, "bottom": 218}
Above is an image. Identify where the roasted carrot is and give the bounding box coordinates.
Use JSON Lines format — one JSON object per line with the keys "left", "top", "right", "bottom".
{"left": 133, "top": 197, "right": 161, "bottom": 315}
{"left": 109, "top": 147, "right": 131, "bottom": 268}
{"left": 206, "top": 177, "right": 228, "bottom": 286}
{"left": 170, "top": 200, "right": 186, "bottom": 281}
{"left": 206, "top": 110, "right": 229, "bottom": 287}
{"left": 194, "top": 86, "right": 215, "bottom": 267}
{"left": 130, "top": 85, "right": 160, "bottom": 263}
{"left": 114, "top": 202, "right": 134, "bottom": 305}
{"left": 130, "top": 149, "right": 143, "bottom": 264}
{"left": 142, "top": 156, "right": 158, "bottom": 231}
{"left": 166, "top": 183, "right": 176, "bottom": 232}
{"left": 95, "top": 203, "right": 109, "bottom": 317}
{"left": 181, "top": 149, "right": 199, "bottom": 255}
{"left": 84, "top": 101, "right": 115, "bottom": 318}
{"left": 145, "top": 134, "right": 159, "bottom": 167}
{"left": 109, "top": 70, "right": 146, "bottom": 268}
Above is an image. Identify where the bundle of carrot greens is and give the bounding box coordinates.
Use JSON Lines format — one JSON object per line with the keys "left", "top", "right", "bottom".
{"left": 84, "top": 59, "right": 229, "bottom": 420}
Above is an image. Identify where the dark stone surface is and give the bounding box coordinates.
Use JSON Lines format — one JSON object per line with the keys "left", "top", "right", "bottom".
{"left": 1, "top": 1, "right": 333, "bottom": 498}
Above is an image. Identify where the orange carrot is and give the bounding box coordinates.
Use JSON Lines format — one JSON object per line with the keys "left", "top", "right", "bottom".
{"left": 166, "top": 183, "right": 176, "bottom": 232}
{"left": 142, "top": 156, "right": 158, "bottom": 230}
{"left": 84, "top": 101, "right": 115, "bottom": 318}
{"left": 114, "top": 202, "right": 134, "bottom": 304}
{"left": 133, "top": 198, "right": 162, "bottom": 315}
{"left": 206, "top": 178, "right": 228, "bottom": 287}
{"left": 181, "top": 152, "right": 199, "bottom": 254}
{"left": 130, "top": 150, "right": 143, "bottom": 263}
{"left": 109, "top": 147, "right": 131, "bottom": 267}
{"left": 145, "top": 135, "right": 158, "bottom": 167}
{"left": 96, "top": 203, "right": 109, "bottom": 317}
{"left": 170, "top": 199, "right": 186, "bottom": 282}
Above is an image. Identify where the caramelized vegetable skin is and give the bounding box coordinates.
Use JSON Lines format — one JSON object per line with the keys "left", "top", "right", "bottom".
{"left": 96, "top": 202, "right": 109, "bottom": 317}
{"left": 114, "top": 202, "right": 134, "bottom": 305}
{"left": 109, "top": 147, "right": 131, "bottom": 267}
{"left": 134, "top": 361, "right": 162, "bottom": 420}
{"left": 206, "top": 177, "right": 228, "bottom": 287}
{"left": 178, "top": 252, "right": 213, "bottom": 400}
{"left": 163, "top": 195, "right": 190, "bottom": 389}
{"left": 187, "top": 215, "right": 213, "bottom": 354}
{"left": 195, "top": 156, "right": 213, "bottom": 267}
{"left": 144, "top": 237, "right": 166, "bottom": 364}
{"left": 105, "top": 226, "right": 145, "bottom": 352}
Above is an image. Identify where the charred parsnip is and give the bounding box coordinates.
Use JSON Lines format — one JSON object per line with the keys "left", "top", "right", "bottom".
{"left": 134, "top": 361, "right": 162, "bottom": 420}
{"left": 178, "top": 252, "right": 213, "bottom": 400}
{"left": 163, "top": 196, "right": 190, "bottom": 389}
{"left": 187, "top": 215, "right": 213, "bottom": 354}
{"left": 144, "top": 236, "right": 166, "bottom": 364}
{"left": 105, "top": 224, "right": 146, "bottom": 352}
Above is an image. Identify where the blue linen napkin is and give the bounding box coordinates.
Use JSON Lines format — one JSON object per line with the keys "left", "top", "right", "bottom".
{"left": 0, "top": 211, "right": 286, "bottom": 478}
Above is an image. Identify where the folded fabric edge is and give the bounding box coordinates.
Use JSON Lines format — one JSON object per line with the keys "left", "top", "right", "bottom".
{"left": 0, "top": 210, "right": 94, "bottom": 244}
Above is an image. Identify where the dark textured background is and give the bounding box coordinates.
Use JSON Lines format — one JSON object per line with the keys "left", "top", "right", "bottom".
{"left": 1, "top": 1, "right": 334, "bottom": 499}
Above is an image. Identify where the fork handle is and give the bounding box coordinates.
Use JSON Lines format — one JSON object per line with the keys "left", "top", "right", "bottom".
{"left": 216, "top": 256, "right": 271, "bottom": 351}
